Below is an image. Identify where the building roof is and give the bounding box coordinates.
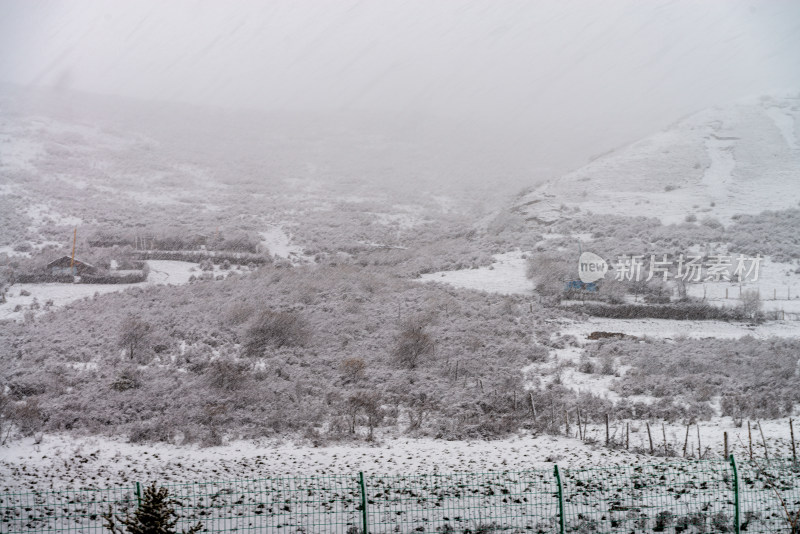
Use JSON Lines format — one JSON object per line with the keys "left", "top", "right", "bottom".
{"left": 46, "top": 256, "right": 95, "bottom": 269}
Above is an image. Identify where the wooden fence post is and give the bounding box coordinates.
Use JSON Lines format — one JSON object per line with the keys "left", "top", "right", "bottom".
{"left": 724, "top": 432, "right": 729, "bottom": 459}
{"left": 758, "top": 421, "right": 769, "bottom": 462}
{"left": 697, "top": 424, "right": 702, "bottom": 459}
{"left": 683, "top": 424, "right": 690, "bottom": 458}
{"left": 626, "top": 422, "right": 629, "bottom": 450}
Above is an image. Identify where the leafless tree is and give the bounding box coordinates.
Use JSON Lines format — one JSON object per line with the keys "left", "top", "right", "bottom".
{"left": 740, "top": 289, "right": 762, "bottom": 321}
{"left": 345, "top": 391, "right": 383, "bottom": 439}
{"left": 118, "top": 315, "right": 152, "bottom": 362}
{"left": 392, "top": 316, "right": 434, "bottom": 369}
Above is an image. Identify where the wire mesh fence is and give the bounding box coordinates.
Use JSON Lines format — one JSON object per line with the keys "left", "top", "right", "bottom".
{"left": 0, "top": 485, "right": 136, "bottom": 534}
{"left": 560, "top": 460, "right": 736, "bottom": 533}
{"left": 364, "top": 470, "right": 559, "bottom": 533}
{"left": 1, "top": 456, "right": 797, "bottom": 534}
{"left": 737, "top": 457, "right": 800, "bottom": 533}
{"left": 165, "top": 475, "right": 362, "bottom": 533}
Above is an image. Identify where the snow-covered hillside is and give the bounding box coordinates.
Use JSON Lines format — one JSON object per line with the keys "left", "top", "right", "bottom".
{"left": 512, "top": 94, "right": 800, "bottom": 225}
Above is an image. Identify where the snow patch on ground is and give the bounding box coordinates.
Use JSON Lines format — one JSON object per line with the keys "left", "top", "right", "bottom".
{"left": 559, "top": 316, "right": 800, "bottom": 340}
{"left": 146, "top": 260, "right": 199, "bottom": 285}
{"left": 0, "top": 137, "right": 43, "bottom": 172}
{"left": 701, "top": 138, "right": 735, "bottom": 206}
{"left": 0, "top": 261, "right": 206, "bottom": 321}
{"left": 25, "top": 203, "right": 82, "bottom": 229}
{"left": 0, "top": 240, "right": 63, "bottom": 258}
{"left": 765, "top": 105, "right": 798, "bottom": 150}
{"left": 418, "top": 250, "right": 533, "bottom": 295}
{"left": 260, "top": 226, "right": 308, "bottom": 263}
{"left": 684, "top": 256, "right": 800, "bottom": 314}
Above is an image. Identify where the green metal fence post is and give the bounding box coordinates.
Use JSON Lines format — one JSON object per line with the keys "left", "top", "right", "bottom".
{"left": 135, "top": 481, "right": 142, "bottom": 508}
{"left": 358, "top": 472, "right": 369, "bottom": 534}
{"left": 729, "top": 455, "right": 740, "bottom": 534}
{"left": 553, "top": 464, "right": 565, "bottom": 534}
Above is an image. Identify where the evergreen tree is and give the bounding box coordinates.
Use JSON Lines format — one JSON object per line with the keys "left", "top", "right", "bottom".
{"left": 103, "top": 482, "right": 202, "bottom": 534}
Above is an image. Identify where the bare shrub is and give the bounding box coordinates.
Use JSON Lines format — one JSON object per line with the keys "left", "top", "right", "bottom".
{"left": 526, "top": 344, "right": 549, "bottom": 363}
{"left": 111, "top": 367, "right": 141, "bottom": 391}
{"left": 526, "top": 253, "right": 572, "bottom": 296}
{"left": 392, "top": 316, "right": 434, "bottom": 369}
{"left": 128, "top": 420, "right": 173, "bottom": 444}
{"left": 340, "top": 357, "right": 367, "bottom": 383}
{"left": 13, "top": 399, "right": 45, "bottom": 436}
{"left": 739, "top": 289, "right": 763, "bottom": 321}
{"left": 205, "top": 359, "right": 248, "bottom": 391}
{"left": 225, "top": 302, "right": 255, "bottom": 326}
{"left": 243, "top": 310, "right": 309, "bottom": 356}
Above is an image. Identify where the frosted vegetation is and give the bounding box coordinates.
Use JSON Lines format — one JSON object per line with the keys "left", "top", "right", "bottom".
{"left": 0, "top": 88, "right": 799, "bottom": 453}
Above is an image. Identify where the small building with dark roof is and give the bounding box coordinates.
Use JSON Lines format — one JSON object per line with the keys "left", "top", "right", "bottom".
{"left": 46, "top": 256, "right": 96, "bottom": 276}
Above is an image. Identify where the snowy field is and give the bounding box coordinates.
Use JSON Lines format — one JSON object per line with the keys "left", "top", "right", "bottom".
{"left": 260, "top": 226, "right": 309, "bottom": 264}
{"left": 419, "top": 250, "right": 533, "bottom": 295}
{"left": 0, "top": 260, "right": 230, "bottom": 321}
{"left": 420, "top": 246, "right": 800, "bottom": 314}
{"left": 1, "top": 417, "right": 796, "bottom": 490}
{"left": 558, "top": 316, "right": 800, "bottom": 340}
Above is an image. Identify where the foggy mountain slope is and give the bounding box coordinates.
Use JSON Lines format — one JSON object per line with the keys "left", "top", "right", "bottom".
{"left": 0, "top": 85, "right": 541, "bottom": 209}
{"left": 511, "top": 94, "right": 800, "bottom": 226}
{"left": 4, "top": 1, "right": 800, "bottom": 178}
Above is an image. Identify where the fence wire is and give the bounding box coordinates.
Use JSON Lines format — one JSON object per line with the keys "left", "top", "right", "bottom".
{"left": 1, "top": 457, "right": 797, "bottom": 534}
{"left": 561, "top": 460, "right": 736, "bottom": 533}
{"left": 737, "top": 457, "right": 800, "bottom": 533}
{"left": 0, "top": 485, "right": 135, "bottom": 534}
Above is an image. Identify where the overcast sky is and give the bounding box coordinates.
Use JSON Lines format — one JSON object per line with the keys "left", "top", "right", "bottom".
{"left": 1, "top": 0, "right": 799, "bottom": 173}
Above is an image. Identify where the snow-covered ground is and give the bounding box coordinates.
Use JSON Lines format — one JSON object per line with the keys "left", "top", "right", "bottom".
{"left": 418, "top": 250, "right": 533, "bottom": 295}
{"left": 0, "top": 241, "right": 63, "bottom": 258}
{"left": 260, "top": 226, "right": 308, "bottom": 263}
{"left": 24, "top": 203, "right": 82, "bottom": 230}
{"left": 0, "top": 260, "right": 236, "bottom": 321}
{"left": 418, "top": 244, "right": 800, "bottom": 316}
{"left": 512, "top": 95, "right": 800, "bottom": 226}
{"left": 0, "top": 137, "right": 43, "bottom": 172}
{"left": 1, "top": 417, "right": 795, "bottom": 491}
{"left": 146, "top": 260, "right": 200, "bottom": 285}
{"left": 684, "top": 256, "right": 800, "bottom": 314}
{"left": 558, "top": 316, "right": 800, "bottom": 340}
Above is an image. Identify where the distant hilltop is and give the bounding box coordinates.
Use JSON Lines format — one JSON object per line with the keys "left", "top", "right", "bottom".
{"left": 511, "top": 94, "right": 800, "bottom": 226}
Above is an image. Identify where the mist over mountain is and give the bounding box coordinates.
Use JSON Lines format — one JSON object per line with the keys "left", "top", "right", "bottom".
{"left": 3, "top": 0, "right": 800, "bottom": 187}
